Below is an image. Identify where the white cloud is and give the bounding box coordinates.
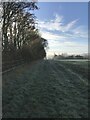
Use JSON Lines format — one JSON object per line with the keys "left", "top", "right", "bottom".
{"left": 72, "top": 26, "right": 88, "bottom": 39}
{"left": 62, "top": 19, "right": 79, "bottom": 32}
{"left": 38, "top": 14, "right": 63, "bottom": 31}
{"left": 38, "top": 14, "right": 88, "bottom": 40}
{"left": 40, "top": 29, "right": 88, "bottom": 55}
{"left": 38, "top": 13, "right": 88, "bottom": 56}
{"left": 54, "top": 14, "right": 63, "bottom": 23}
{"left": 38, "top": 14, "right": 78, "bottom": 32}
{"left": 40, "top": 30, "right": 66, "bottom": 41}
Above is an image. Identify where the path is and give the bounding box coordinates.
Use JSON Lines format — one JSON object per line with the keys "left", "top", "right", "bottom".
{"left": 2, "top": 60, "right": 88, "bottom": 118}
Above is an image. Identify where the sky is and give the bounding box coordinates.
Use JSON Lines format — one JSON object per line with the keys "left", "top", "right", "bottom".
{"left": 35, "top": 2, "right": 88, "bottom": 57}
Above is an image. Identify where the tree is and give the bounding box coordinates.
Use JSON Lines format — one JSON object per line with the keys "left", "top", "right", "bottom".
{"left": 2, "top": 2, "right": 48, "bottom": 62}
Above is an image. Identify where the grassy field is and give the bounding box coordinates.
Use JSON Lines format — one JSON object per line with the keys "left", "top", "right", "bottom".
{"left": 2, "top": 60, "right": 88, "bottom": 118}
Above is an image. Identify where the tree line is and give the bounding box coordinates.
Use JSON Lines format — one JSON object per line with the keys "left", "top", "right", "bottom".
{"left": 1, "top": 2, "right": 48, "bottom": 63}
{"left": 53, "top": 53, "right": 88, "bottom": 59}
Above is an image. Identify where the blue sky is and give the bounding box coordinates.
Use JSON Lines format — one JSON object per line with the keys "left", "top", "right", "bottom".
{"left": 35, "top": 2, "right": 88, "bottom": 57}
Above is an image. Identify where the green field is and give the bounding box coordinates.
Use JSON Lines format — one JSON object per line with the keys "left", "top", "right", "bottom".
{"left": 3, "top": 60, "right": 88, "bottom": 118}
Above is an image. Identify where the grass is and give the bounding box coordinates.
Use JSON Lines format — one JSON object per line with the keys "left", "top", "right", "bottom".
{"left": 2, "top": 60, "right": 88, "bottom": 118}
